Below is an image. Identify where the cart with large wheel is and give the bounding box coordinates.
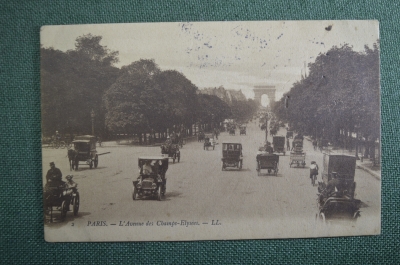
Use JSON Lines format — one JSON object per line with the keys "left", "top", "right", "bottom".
{"left": 221, "top": 143, "right": 243, "bottom": 170}
{"left": 256, "top": 153, "right": 279, "bottom": 176}
{"left": 132, "top": 156, "right": 169, "bottom": 201}
{"left": 43, "top": 184, "right": 80, "bottom": 223}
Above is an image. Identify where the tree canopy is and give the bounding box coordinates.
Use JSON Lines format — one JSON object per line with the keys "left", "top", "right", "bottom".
{"left": 42, "top": 33, "right": 258, "bottom": 138}
{"left": 273, "top": 43, "right": 380, "bottom": 143}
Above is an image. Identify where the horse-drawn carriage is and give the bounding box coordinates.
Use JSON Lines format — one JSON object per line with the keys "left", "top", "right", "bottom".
{"left": 67, "top": 135, "right": 110, "bottom": 171}
{"left": 229, "top": 127, "right": 236, "bottom": 135}
{"left": 273, "top": 136, "right": 286, "bottom": 155}
{"left": 161, "top": 142, "right": 180, "bottom": 163}
{"left": 316, "top": 154, "right": 360, "bottom": 223}
{"left": 132, "top": 156, "right": 168, "bottom": 201}
{"left": 68, "top": 135, "right": 98, "bottom": 170}
{"left": 221, "top": 143, "right": 243, "bottom": 170}
{"left": 239, "top": 126, "right": 246, "bottom": 135}
{"left": 197, "top": 131, "right": 205, "bottom": 142}
{"left": 204, "top": 135, "right": 216, "bottom": 150}
{"left": 256, "top": 153, "right": 279, "bottom": 176}
{"left": 43, "top": 182, "right": 79, "bottom": 223}
{"left": 170, "top": 132, "right": 184, "bottom": 148}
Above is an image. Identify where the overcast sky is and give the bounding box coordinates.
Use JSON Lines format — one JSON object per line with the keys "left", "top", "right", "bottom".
{"left": 41, "top": 20, "right": 379, "bottom": 101}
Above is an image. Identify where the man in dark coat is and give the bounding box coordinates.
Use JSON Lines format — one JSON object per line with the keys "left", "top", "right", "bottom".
{"left": 45, "top": 162, "right": 63, "bottom": 186}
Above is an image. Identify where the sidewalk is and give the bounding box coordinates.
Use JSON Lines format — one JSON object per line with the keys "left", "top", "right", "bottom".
{"left": 305, "top": 136, "right": 381, "bottom": 180}
{"left": 98, "top": 136, "right": 198, "bottom": 148}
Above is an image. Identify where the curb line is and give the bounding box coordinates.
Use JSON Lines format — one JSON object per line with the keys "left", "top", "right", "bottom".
{"left": 357, "top": 164, "right": 381, "bottom": 181}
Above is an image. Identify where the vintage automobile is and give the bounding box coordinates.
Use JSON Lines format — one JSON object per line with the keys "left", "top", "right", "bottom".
{"left": 289, "top": 152, "right": 306, "bottom": 167}
{"left": 221, "top": 143, "right": 243, "bottom": 170}
{"left": 289, "top": 137, "right": 305, "bottom": 167}
{"left": 132, "top": 156, "right": 168, "bottom": 201}
{"left": 321, "top": 154, "right": 357, "bottom": 188}
{"left": 204, "top": 135, "right": 216, "bottom": 150}
{"left": 43, "top": 182, "right": 80, "bottom": 223}
{"left": 239, "top": 126, "right": 246, "bottom": 135}
{"left": 273, "top": 136, "right": 286, "bottom": 155}
{"left": 69, "top": 135, "right": 98, "bottom": 170}
{"left": 292, "top": 137, "right": 304, "bottom": 152}
{"left": 286, "top": 130, "right": 294, "bottom": 139}
{"left": 316, "top": 195, "right": 361, "bottom": 224}
{"left": 316, "top": 154, "right": 360, "bottom": 223}
{"left": 161, "top": 142, "right": 180, "bottom": 163}
{"left": 256, "top": 153, "right": 279, "bottom": 176}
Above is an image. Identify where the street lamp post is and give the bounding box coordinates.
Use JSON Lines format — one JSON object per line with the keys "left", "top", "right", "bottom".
{"left": 91, "top": 109, "right": 95, "bottom": 136}
{"left": 355, "top": 124, "right": 360, "bottom": 160}
{"left": 265, "top": 113, "right": 269, "bottom": 143}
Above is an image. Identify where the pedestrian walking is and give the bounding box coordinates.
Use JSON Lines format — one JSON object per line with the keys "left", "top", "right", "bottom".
{"left": 286, "top": 137, "right": 290, "bottom": 151}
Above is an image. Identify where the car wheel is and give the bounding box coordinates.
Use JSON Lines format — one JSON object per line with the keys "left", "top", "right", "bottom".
{"left": 60, "top": 201, "right": 67, "bottom": 221}
{"left": 94, "top": 155, "right": 98, "bottom": 168}
{"left": 132, "top": 186, "right": 138, "bottom": 200}
{"left": 73, "top": 193, "right": 80, "bottom": 216}
{"left": 157, "top": 186, "right": 163, "bottom": 201}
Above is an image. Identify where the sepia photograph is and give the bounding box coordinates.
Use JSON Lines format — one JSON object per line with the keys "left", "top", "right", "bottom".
{"left": 41, "top": 20, "right": 380, "bottom": 242}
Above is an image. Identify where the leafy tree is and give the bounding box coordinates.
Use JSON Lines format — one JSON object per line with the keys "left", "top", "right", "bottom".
{"left": 41, "top": 34, "right": 119, "bottom": 137}
{"left": 197, "top": 94, "right": 231, "bottom": 126}
{"left": 155, "top": 70, "right": 199, "bottom": 130}
{"left": 273, "top": 43, "right": 380, "bottom": 145}
{"left": 103, "top": 59, "right": 161, "bottom": 135}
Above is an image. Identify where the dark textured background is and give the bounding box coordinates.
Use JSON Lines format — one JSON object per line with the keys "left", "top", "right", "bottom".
{"left": 1, "top": 0, "right": 398, "bottom": 264}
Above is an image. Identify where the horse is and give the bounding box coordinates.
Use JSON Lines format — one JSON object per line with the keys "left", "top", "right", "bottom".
{"left": 67, "top": 149, "right": 77, "bottom": 171}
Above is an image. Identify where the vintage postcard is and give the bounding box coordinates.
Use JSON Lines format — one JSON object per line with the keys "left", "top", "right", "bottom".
{"left": 41, "top": 20, "right": 380, "bottom": 242}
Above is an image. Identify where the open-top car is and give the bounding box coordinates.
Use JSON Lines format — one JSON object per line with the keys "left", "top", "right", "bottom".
{"left": 132, "top": 156, "right": 169, "bottom": 201}
{"left": 68, "top": 135, "right": 98, "bottom": 170}
{"left": 316, "top": 154, "right": 360, "bottom": 223}
{"left": 221, "top": 143, "right": 243, "bottom": 170}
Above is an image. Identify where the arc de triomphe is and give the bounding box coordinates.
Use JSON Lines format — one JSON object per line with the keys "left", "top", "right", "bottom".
{"left": 253, "top": 86, "right": 276, "bottom": 107}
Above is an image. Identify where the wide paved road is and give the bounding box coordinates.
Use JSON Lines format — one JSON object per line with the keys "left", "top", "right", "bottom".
{"left": 43, "top": 121, "right": 380, "bottom": 241}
